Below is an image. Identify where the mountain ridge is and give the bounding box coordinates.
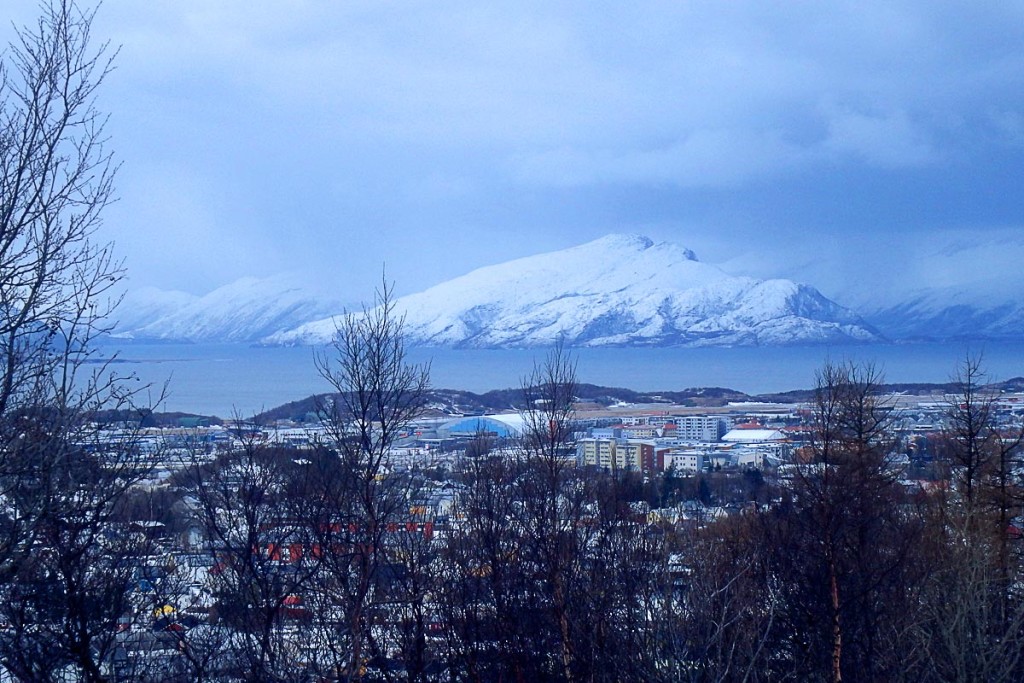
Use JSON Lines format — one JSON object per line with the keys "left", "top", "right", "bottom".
{"left": 117, "top": 235, "right": 1024, "bottom": 350}
{"left": 269, "top": 234, "right": 881, "bottom": 348}
{"left": 118, "top": 232, "right": 1022, "bottom": 348}
{"left": 113, "top": 273, "right": 344, "bottom": 343}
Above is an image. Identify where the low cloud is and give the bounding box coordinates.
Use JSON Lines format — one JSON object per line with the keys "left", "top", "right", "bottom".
{"left": 5, "top": 0, "right": 1018, "bottom": 300}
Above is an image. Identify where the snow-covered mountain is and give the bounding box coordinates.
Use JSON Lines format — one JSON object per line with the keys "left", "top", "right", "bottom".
{"left": 112, "top": 232, "right": 1024, "bottom": 346}
{"left": 855, "top": 234, "right": 1024, "bottom": 341}
{"left": 719, "top": 229, "right": 1024, "bottom": 343}
{"left": 269, "top": 234, "right": 882, "bottom": 348}
{"left": 113, "top": 274, "right": 345, "bottom": 342}
{"left": 865, "top": 293, "right": 1024, "bottom": 342}
{"left": 114, "top": 286, "right": 199, "bottom": 334}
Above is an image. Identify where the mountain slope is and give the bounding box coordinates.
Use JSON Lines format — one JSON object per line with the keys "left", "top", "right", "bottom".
{"left": 735, "top": 229, "right": 1024, "bottom": 342}
{"left": 865, "top": 291, "right": 1024, "bottom": 341}
{"left": 115, "top": 274, "right": 345, "bottom": 342}
{"left": 858, "top": 234, "right": 1024, "bottom": 341}
{"left": 271, "top": 234, "right": 881, "bottom": 348}
{"left": 114, "top": 286, "right": 199, "bottom": 334}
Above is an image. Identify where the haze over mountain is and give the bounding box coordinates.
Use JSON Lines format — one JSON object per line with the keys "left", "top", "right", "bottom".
{"left": 720, "top": 228, "right": 1024, "bottom": 342}
{"left": 113, "top": 274, "right": 344, "bottom": 343}
{"left": 857, "top": 233, "right": 1024, "bottom": 341}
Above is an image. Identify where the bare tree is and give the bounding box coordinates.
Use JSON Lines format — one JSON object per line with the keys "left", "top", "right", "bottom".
{"left": 898, "top": 355, "right": 1024, "bottom": 683}
{"left": 313, "top": 278, "right": 430, "bottom": 680}
{"left": 439, "top": 347, "right": 663, "bottom": 682}
{"left": 0, "top": 0, "right": 125, "bottom": 565}
{"left": 0, "top": 414, "right": 155, "bottom": 682}
{"left": 185, "top": 427, "right": 328, "bottom": 681}
{"left": 909, "top": 510, "right": 1024, "bottom": 683}
{"left": 0, "top": 0, "right": 121, "bottom": 419}
{"left": 439, "top": 452, "right": 537, "bottom": 680}
{"left": 771, "top": 361, "right": 920, "bottom": 682}
{"left": 660, "top": 517, "right": 781, "bottom": 683}
{"left": 514, "top": 343, "right": 582, "bottom": 681}
{"left": 0, "top": 0, "right": 121, "bottom": 564}
{"left": 0, "top": 3, "right": 169, "bottom": 680}
{"left": 519, "top": 340, "right": 578, "bottom": 465}
{"left": 941, "top": 354, "right": 1023, "bottom": 554}
{"left": 943, "top": 354, "right": 1003, "bottom": 507}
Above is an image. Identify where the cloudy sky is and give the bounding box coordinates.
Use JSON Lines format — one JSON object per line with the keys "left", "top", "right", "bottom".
{"left": 6, "top": 1, "right": 1024, "bottom": 306}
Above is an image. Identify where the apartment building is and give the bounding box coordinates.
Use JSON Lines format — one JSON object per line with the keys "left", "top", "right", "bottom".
{"left": 672, "top": 415, "right": 731, "bottom": 442}
{"left": 578, "top": 438, "right": 665, "bottom": 473}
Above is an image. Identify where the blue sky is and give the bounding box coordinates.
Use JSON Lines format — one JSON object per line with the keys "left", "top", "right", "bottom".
{"left": 6, "top": 1, "right": 1024, "bottom": 305}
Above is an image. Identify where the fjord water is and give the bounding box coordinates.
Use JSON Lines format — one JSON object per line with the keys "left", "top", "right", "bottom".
{"left": 95, "top": 341, "right": 1024, "bottom": 418}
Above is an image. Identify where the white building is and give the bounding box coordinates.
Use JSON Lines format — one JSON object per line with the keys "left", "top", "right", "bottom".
{"left": 721, "top": 428, "right": 786, "bottom": 443}
{"left": 672, "top": 416, "right": 731, "bottom": 441}
{"left": 665, "top": 450, "right": 705, "bottom": 473}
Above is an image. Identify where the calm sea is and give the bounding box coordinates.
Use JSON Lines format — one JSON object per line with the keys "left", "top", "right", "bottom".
{"left": 93, "top": 341, "right": 1024, "bottom": 418}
